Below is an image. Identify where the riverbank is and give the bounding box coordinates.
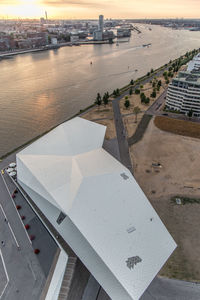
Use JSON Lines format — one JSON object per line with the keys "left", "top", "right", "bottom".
{"left": 0, "top": 45, "right": 61, "bottom": 60}
{"left": 0, "top": 40, "right": 115, "bottom": 60}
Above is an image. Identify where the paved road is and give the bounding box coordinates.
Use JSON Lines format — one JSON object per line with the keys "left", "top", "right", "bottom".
{"left": 111, "top": 67, "right": 169, "bottom": 174}
{"left": 0, "top": 162, "right": 46, "bottom": 300}
{"left": 112, "top": 98, "right": 133, "bottom": 173}
{"left": 141, "top": 276, "right": 200, "bottom": 300}
{"left": 146, "top": 89, "right": 167, "bottom": 116}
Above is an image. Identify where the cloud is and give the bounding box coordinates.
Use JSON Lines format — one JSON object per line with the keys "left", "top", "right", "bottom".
{"left": 42, "top": 0, "right": 112, "bottom": 8}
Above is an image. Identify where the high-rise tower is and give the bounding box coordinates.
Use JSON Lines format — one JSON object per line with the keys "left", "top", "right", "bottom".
{"left": 99, "top": 15, "right": 104, "bottom": 32}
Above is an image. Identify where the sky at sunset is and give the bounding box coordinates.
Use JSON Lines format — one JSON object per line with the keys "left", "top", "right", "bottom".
{"left": 0, "top": 0, "right": 200, "bottom": 19}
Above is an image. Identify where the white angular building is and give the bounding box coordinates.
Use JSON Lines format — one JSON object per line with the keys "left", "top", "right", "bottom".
{"left": 17, "top": 117, "right": 176, "bottom": 300}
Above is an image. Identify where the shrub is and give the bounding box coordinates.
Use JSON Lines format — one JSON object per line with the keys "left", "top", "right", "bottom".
{"left": 30, "top": 235, "right": 35, "bottom": 241}
{"left": 135, "top": 88, "right": 140, "bottom": 94}
{"left": 124, "top": 99, "right": 130, "bottom": 109}
{"left": 140, "top": 93, "right": 146, "bottom": 103}
{"left": 151, "top": 90, "right": 156, "bottom": 98}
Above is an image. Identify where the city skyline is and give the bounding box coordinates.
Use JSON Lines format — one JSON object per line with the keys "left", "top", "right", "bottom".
{"left": 1, "top": 0, "right": 200, "bottom": 19}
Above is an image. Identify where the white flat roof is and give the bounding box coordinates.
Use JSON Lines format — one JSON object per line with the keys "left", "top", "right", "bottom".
{"left": 17, "top": 117, "right": 176, "bottom": 300}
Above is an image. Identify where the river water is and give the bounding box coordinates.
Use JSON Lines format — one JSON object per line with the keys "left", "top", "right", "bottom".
{"left": 1, "top": 24, "right": 200, "bottom": 157}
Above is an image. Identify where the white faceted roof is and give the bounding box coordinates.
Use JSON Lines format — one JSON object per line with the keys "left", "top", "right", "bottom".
{"left": 17, "top": 117, "right": 176, "bottom": 300}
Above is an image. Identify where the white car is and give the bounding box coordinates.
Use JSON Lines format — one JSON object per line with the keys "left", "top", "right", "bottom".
{"left": 9, "top": 162, "right": 16, "bottom": 168}
{"left": 9, "top": 171, "right": 16, "bottom": 177}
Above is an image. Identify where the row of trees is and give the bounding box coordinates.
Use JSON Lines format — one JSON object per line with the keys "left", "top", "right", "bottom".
{"left": 95, "top": 92, "right": 109, "bottom": 107}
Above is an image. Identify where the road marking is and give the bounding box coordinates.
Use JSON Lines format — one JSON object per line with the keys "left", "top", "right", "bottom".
{"left": 0, "top": 171, "right": 32, "bottom": 245}
{"left": 0, "top": 249, "right": 9, "bottom": 299}
{"left": 0, "top": 204, "right": 20, "bottom": 249}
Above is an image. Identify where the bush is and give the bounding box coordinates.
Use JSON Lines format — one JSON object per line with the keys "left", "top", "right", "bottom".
{"left": 30, "top": 235, "right": 35, "bottom": 241}
{"left": 157, "top": 80, "right": 162, "bottom": 86}
{"left": 124, "top": 99, "right": 130, "bottom": 109}
{"left": 135, "top": 88, "right": 140, "bottom": 94}
{"left": 151, "top": 90, "right": 156, "bottom": 98}
{"left": 140, "top": 93, "right": 146, "bottom": 103}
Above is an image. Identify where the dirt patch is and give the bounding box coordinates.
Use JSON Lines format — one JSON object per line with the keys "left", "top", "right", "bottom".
{"left": 82, "top": 102, "right": 115, "bottom": 140}
{"left": 120, "top": 83, "right": 165, "bottom": 116}
{"left": 154, "top": 116, "right": 200, "bottom": 139}
{"left": 95, "top": 119, "right": 116, "bottom": 140}
{"left": 123, "top": 113, "right": 144, "bottom": 138}
{"left": 82, "top": 102, "right": 113, "bottom": 120}
{"left": 130, "top": 118, "right": 200, "bottom": 281}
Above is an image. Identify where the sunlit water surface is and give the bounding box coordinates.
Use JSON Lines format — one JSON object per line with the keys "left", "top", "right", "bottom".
{"left": 1, "top": 24, "right": 200, "bottom": 156}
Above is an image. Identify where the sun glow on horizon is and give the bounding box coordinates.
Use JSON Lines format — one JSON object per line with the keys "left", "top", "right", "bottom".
{"left": 1, "top": 0, "right": 44, "bottom": 18}
{"left": 1, "top": 0, "right": 200, "bottom": 19}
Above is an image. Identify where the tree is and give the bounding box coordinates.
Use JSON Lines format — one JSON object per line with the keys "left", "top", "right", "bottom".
{"left": 95, "top": 93, "right": 102, "bottom": 107}
{"left": 163, "top": 71, "right": 167, "bottom": 77}
{"left": 157, "top": 85, "right": 160, "bottom": 91}
{"left": 129, "top": 87, "right": 133, "bottom": 95}
{"left": 124, "top": 99, "right": 130, "bottom": 109}
{"left": 145, "top": 97, "right": 150, "bottom": 104}
{"left": 133, "top": 106, "right": 141, "bottom": 123}
{"left": 130, "top": 79, "right": 134, "bottom": 85}
{"left": 135, "top": 88, "right": 140, "bottom": 94}
{"left": 166, "top": 79, "right": 169, "bottom": 84}
{"left": 147, "top": 72, "right": 150, "bottom": 76}
{"left": 116, "top": 88, "right": 120, "bottom": 95}
{"left": 140, "top": 93, "right": 146, "bottom": 103}
{"left": 151, "top": 68, "right": 154, "bottom": 73}
{"left": 157, "top": 80, "right": 162, "bottom": 86}
{"left": 152, "top": 82, "right": 156, "bottom": 88}
{"left": 103, "top": 93, "right": 109, "bottom": 106}
{"left": 151, "top": 90, "right": 156, "bottom": 98}
{"left": 188, "top": 109, "right": 193, "bottom": 118}
{"left": 140, "top": 84, "right": 143, "bottom": 89}
{"left": 113, "top": 89, "right": 119, "bottom": 97}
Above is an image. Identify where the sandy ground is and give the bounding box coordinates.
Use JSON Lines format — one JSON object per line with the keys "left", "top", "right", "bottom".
{"left": 130, "top": 118, "right": 200, "bottom": 281}
{"left": 123, "top": 113, "right": 144, "bottom": 138}
{"left": 82, "top": 102, "right": 116, "bottom": 140}
{"left": 82, "top": 102, "right": 113, "bottom": 120}
{"left": 121, "top": 79, "right": 165, "bottom": 138}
